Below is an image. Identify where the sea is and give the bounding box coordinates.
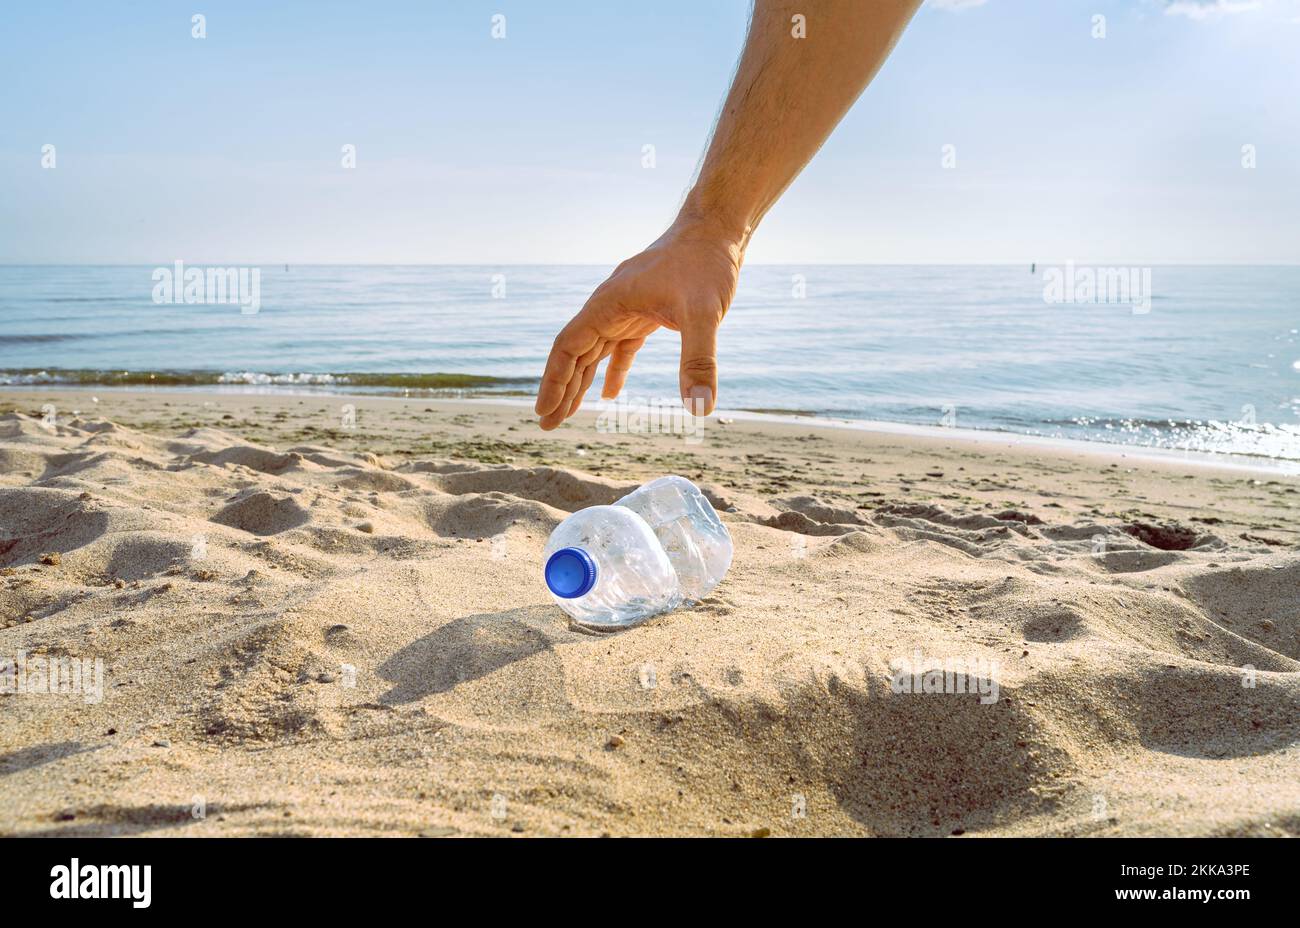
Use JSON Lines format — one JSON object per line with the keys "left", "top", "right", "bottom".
{"left": 2, "top": 264, "right": 1298, "bottom": 465}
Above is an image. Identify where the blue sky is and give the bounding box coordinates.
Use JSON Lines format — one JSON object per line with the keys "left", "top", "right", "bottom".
{"left": 2, "top": 0, "right": 1297, "bottom": 264}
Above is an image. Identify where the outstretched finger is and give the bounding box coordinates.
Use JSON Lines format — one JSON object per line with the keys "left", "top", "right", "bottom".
{"left": 540, "top": 338, "right": 606, "bottom": 430}
{"left": 536, "top": 322, "right": 599, "bottom": 418}
{"left": 678, "top": 318, "right": 719, "bottom": 416}
{"left": 601, "top": 337, "right": 645, "bottom": 400}
{"left": 566, "top": 349, "right": 607, "bottom": 419}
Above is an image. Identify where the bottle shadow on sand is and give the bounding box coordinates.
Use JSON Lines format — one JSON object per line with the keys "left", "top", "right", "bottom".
{"left": 375, "top": 605, "right": 591, "bottom": 704}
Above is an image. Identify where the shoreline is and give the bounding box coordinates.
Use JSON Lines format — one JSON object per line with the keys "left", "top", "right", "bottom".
{"left": 5, "top": 383, "right": 1297, "bottom": 476}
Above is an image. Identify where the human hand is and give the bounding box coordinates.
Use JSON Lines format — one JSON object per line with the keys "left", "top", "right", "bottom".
{"left": 535, "top": 217, "right": 744, "bottom": 430}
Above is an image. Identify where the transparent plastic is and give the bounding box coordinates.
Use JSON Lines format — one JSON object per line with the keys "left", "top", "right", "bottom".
{"left": 542, "top": 505, "right": 682, "bottom": 627}
{"left": 615, "top": 475, "right": 733, "bottom": 602}
{"left": 542, "top": 476, "right": 733, "bottom": 628}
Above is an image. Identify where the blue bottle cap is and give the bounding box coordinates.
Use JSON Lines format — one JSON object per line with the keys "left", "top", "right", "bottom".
{"left": 544, "top": 547, "right": 597, "bottom": 599}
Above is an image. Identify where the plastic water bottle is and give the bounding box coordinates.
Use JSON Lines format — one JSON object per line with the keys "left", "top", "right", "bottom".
{"left": 543, "top": 476, "right": 733, "bottom": 628}
{"left": 615, "top": 476, "right": 733, "bottom": 601}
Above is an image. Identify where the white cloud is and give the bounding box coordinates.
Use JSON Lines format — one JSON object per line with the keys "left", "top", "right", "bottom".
{"left": 1164, "top": 0, "right": 1263, "bottom": 19}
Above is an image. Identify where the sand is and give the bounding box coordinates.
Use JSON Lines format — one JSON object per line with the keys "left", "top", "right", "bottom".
{"left": 0, "top": 388, "right": 1297, "bottom": 837}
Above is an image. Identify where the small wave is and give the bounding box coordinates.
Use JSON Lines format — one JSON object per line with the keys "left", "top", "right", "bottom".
{"left": 0, "top": 369, "right": 225, "bottom": 386}
{"left": 0, "top": 334, "right": 84, "bottom": 345}
{"left": 1057, "top": 415, "right": 1300, "bottom": 461}
{"left": 42, "top": 296, "right": 137, "bottom": 304}
{"left": 217, "top": 372, "right": 345, "bottom": 386}
{"left": 0, "top": 368, "right": 537, "bottom": 391}
{"left": 218, "top": 371, "right": 536, "bottom": 389}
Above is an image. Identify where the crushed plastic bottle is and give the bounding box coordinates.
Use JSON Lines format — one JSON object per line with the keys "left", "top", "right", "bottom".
{"left": 543, "top": 476, "right": 733, "bottom": 628}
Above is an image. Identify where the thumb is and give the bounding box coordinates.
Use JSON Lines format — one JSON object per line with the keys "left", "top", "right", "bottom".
{"left": 679, "top": 318, "right": 718, "bottom": 416}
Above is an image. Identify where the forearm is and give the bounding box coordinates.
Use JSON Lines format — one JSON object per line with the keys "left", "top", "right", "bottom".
{"left": 680, "top": 0, "right": 921, "bottom": 250}
{"left": 535, "top": 0, "right": 920, "bottom": 426}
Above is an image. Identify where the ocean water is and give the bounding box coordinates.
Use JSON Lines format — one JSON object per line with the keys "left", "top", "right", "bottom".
{"left": 2, "top": 264, "right": 1298, "bottom": 462}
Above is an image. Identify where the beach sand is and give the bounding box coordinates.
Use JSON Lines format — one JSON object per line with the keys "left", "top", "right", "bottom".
{"left": 0, "top": 388, "right": 1297, "bottom": 837}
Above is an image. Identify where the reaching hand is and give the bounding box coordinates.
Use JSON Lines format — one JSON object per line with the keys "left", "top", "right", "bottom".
{"left": 534, "top": 0, "right": 920, "bottom": 430}
{"left": 535, "top": 218, "right": 743, "bottom": 430}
